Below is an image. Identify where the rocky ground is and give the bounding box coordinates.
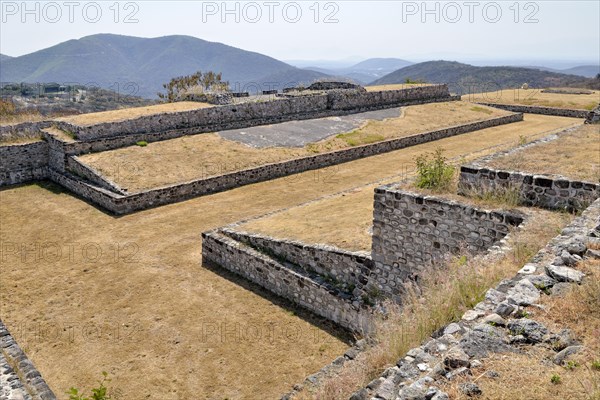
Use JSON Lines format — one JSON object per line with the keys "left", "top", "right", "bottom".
{"left": 0, "top": 352, "right": 32, "bottom": 400}
{"left": 349, "top": 199, "right": 600, "bottom": 400}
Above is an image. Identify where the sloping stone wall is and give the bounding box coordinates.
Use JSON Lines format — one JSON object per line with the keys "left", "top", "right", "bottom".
{"left": 221, "top": 228, "right": 372, "bottom": 294}
{"left": 201, "top": 230, "right": 372, "bottom": 333}
{"left": 371, "top": 188, "right": 524, "bottom": 302}
{"left": 0, "top": 121, "right": 50, "bottom": 142}
{"left": 1, "top": 319, "right": 56, "bottom": 400}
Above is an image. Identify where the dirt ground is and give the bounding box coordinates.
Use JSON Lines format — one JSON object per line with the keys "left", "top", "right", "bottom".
{"left": 462, "top": 88, "right": 600, "bottom": 110}
{"left": 56, "top": 101, "right": 212, "bottom": 126}
{"left": 239, "top": 114, "right": 580, "bottom": 251}
{"left": 0, "top": 114, "right": 580, "bottom": 400}
{"left": 79, "top": 101, "right": 509, "bottom": 193}
{"left": 487, "top": 124, "right": 600, "bottom": 182}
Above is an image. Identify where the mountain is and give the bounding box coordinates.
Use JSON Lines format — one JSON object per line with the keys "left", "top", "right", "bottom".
{"left": 526, "top": 65, "right": 600, "bottom": 78}
{"left": 371, "top": 61, "right": 599, "bottom": 91}
{"left": 304, "top": 58, "right": 414, "bottom": 84}
{"left": 0, "top": 34, "right": 329, "bottom": 98}
{"left": 0, "top": 54, "right": 12, "bottom": 61}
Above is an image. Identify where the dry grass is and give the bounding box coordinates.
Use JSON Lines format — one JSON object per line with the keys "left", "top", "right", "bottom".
{"left": 79, "top": 101, "right": 513, "bottom": 192}
{"left": 487, "top": 124, "right": 600, "bottom": 182}
{"left": 440, "top": 259, "right": 600, "bottom": 400}
{"left": 56, "top": 101, "right": 212, "bottom": 126}
{"left": 239, "top": 115, "right": 578, "bottom": 251}
{"left": 296, "top": 211, "right": 573, "bottom": 399}
{"left": 0, "top": 114, "right": 581, "bottom": 399}
{"left": 463, "top": 88, "right": 600, "bottom": 111}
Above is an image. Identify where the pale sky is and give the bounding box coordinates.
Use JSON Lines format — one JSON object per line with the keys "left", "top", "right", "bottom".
{"left": 1, "top": 0, "right": 598, "bottom": 66}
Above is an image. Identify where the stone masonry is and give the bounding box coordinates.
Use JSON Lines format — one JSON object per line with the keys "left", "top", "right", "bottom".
{"left": 371, "top": 188, "right": 524, "bottom": 302}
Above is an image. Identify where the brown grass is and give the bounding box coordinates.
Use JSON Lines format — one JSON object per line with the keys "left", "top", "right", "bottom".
{"left": 79, "top": 102, "right": 514, "bottom": 193}
{"left": 296, "top": 211, "right": 573, "bottom": 399}
{"left": 239, "top": 115, "right": 578, "bottom": 251}
{"left": 463, "top": 88, "right": 600, "bottom": 110}
{"left": 56, "top": 101, "right": 212, "bottom": 126}
{"left": 487, "top": 124, "right": 600, "bottom": 182}
{"left": 0, "top": 114, "right": 581, "bottom": 399}
{"left": 440, "top": 259, "right": 600, "bottom": 400}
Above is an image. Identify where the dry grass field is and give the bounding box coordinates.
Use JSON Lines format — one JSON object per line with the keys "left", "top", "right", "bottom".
{"left": 462, "top": 88, "right": 600, "bottom": 110}
{"left": 487, "top": 124, "right": 600, "bottom": 182}
{"left": 240, "top": 114, "right": 580, "bottom": 251}
{"left": 56, "top": 101, "right": 212, "bottom": 126}
{"left": 79, "top": 101, "right": 510, "bottom": 192}
{"left": 0, "top": 113, "right": 583, "bottom": 399}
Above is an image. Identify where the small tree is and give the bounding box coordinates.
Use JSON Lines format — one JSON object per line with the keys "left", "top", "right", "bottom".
{"left": 157, "top": 71, "right": 228, "bottom": 102}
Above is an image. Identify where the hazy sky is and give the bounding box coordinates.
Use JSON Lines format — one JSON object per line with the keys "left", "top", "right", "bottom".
{"left": 1, "top": 0, "right": 598, "bottom": 65}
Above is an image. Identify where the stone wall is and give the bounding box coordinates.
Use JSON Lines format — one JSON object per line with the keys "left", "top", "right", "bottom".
{"left": 58, "top": 95, "right": 460, "bottom": 155}
{"left": 348, "top": 198, "right": 600, "bottom": 400}
{"left": 459, "top": 166, "right": 600, "bottom": 212}
{"left": 65, "top": 156, "right": 126, "bottom": 195}
{"left": 221, "top": 228, "right": 372, "bottom": 294}
{"left": 1, "top": 319, "right": 57, "bottom": 400}
{"left": 0, "top": 141, "right": 49, "bottom": 186}
{"left": 45, "top": 113, "right": 523, "bottom": 214}
{"left": 371, "top": 188, "right": 524, "bottom": 301}
{"left": 0, "top": 121, "right": 50, "bottom": 142}
{"left": 475, "top": 103, "right": 590, "bottom": 118}
{"left": 201, "top": 230, "right": 372, "bottom": 333}
{"left": 60, "top": 85, "right": 453, "bottom": 141}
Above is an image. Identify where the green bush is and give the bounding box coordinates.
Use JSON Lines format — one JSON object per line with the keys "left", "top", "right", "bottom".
{"left": 67, "top": 371, "right": 113, "bottom": 400}
{"left": 135, "top": 140, "right": 148, "bottom": 147}
{"left": 415, "top": 148, "right": 455, "bottom": 190}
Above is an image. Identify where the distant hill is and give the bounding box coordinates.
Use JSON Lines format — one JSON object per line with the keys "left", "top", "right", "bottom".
{"left": 0, "top": 34, "right": 329, "bottom": 98}
{"left": 372, "top": 61, "right": 599, "bottom": 91}
{"left": 0, "top": 54, "right": 12, "bottom": 61}
{"left": 526, "top": 65, "right": 600, "bottom": 78}
{"left": 306, "top": 58, "right": 414, "bottom": 84}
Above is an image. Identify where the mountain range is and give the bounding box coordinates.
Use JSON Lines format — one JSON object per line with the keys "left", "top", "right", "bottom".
{"left": 1, "top": 35, "right": 598, "bottom": 99}
{"left": 0, "top": 34, "right": 328, "bottom": 98}
{"left": 371, "top": 61, "right": 599, "bottom": 92}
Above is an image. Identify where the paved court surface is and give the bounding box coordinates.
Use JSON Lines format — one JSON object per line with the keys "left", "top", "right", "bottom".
{"left": 218, "top": 107, "right": 402, "bottom": 148}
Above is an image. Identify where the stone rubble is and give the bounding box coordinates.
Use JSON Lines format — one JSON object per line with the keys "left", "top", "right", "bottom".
{"left": 347, "top": 198, "right": 599, "bottom": 400}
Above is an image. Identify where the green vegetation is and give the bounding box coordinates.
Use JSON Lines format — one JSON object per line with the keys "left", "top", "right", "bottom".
{"left": 414, "top": 148, "right": 455, "bottom": 190}
{"left": 135, "top": 140, "right": 148, "bottom": 147}
{"left": 335, "top": 129, "right": 385, "bottom": 147}
{"left": 592, "top": 360, "right": 600, "bottom": 371}
{"left": 67, "top": 371, "right": 113, "bottom": 400}
{"left": 550, "top": 374, "right": 562, "bottom": 385}
{"left": 470, "top": 105, "right": 494, "bottom": 114}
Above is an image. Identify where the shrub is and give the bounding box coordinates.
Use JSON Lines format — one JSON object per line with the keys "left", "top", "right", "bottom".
{"left": 551, "top": 374, "right": 562, "bottom": 384}
{"left": 415, "top": 148, "right": 455, "bottom": 191}
{"left": 136, "top": 141, "right": 148, "bottom": 147}
{"left": 67, "top": 371, "right": 113, "bottom": 400}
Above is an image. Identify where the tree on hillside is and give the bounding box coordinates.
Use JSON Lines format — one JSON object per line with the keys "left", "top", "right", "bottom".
{"left": 157, "top": 71, "right": 229, "bottom": 102}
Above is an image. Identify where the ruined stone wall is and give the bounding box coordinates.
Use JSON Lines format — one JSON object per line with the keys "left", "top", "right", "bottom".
{"left": 45, "top": 113, "right": 522, "bottom": 214}
{"left": 61, "top": 85, "right": 452, "bottom": 141}
{"left": 0, "top": 141, "right": 48, "bottom": 186}
{"left": 371, "top": 188, "right": 523, "bottom": 301}
{"left": 459, "top": 166, "right": 600, "bottom": 212}
{"left": 221, "top": 228, "right": 372, "bottom": 294}
{"left": 65, "top": 156, "right": 126, "bottom": 195}
{"left": 0, "top": 121, "right": 51, "bottom": 142}
{"left": 475, "top": 103, "right": 589, "bottom": 118}
{"left": 201, "top": 230, "right": 372, "bottom": 333}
